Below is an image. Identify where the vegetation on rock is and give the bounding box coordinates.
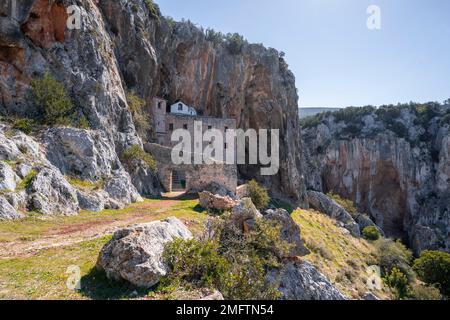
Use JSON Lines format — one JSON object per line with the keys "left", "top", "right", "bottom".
{"left": 247, "top": 180, "right": 270, "bottom": 210}
{"left": 161, "top": 216, "right": 291, "bottom": 300}
{"left": 362, "top": 226, "right": 381, "bottom": 241}
{"left": 121, "top": 145, "right": 157, "bottom": 172}
{"left": 30, "top": 72, "right": 75, "bottom": 127}
{"left": 126, "top": 92, "right": 151, "bottom": 140}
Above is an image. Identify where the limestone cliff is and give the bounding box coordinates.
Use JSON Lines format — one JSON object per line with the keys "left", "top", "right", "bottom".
{"left": 0, "top": 0, "right": 307, "bottom": 205}
{"left": 302, "top": 104, "right": 450, "bottom": 254}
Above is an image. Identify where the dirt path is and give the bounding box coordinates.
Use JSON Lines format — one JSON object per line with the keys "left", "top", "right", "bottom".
{"left": 0, "top": 200, "right": 183, "bottom": 259}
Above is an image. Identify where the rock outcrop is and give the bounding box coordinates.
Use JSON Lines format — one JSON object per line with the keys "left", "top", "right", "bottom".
{"left": 307, "top": 191, "right": 361, "bottom": 237}
{"left": 199, "top": 191, "right": 238, "bottom": 212}
{"left": 267, "top": 261, "right": 347, "bottom": 300}
{"left": 302, "top": 105, "right": 450, "bottom": 253}
{"left": 96, "top": 217, "right": 193, "bottom": 288}
{"left": 0, "top": 196, "right": 22, "bottom": 220}
{"left": 263, "top": 208, "right": 310, "bottom": 257}
{"left": 0, "top": 124, "right": 145, "bottom": 218}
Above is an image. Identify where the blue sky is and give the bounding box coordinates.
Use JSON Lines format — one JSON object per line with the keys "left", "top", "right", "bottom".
{"left": 157, "top": 0, "right": 450, "bottom": 108}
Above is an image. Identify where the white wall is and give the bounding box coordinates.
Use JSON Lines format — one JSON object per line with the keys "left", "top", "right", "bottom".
{"left": 170, "top": 101, "right": 197, "bottom": 116}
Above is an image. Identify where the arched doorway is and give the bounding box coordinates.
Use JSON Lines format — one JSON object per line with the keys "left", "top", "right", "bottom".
{"left": 171, "top": 170, "right": 187, "bottom": 192}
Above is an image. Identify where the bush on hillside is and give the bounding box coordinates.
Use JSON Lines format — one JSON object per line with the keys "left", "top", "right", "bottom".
{"left": 12, "top": 118, "right": 36, "bottom": 134}
{"left": 30, "top": 71, "right": 74, "bottom": 126}
{"left": 409, "top": 282, "right": 442, "bottom": 300}
{"left": 144, "top": 0, "right": 159, "bottom": 20}
{"left": 384, "top": 267, "right": 409, "bottom": 300}
{"left": 362, "top": 226, "right": 381, "bottom": 241}
{"left": 413, "top": 250, "right": 450, "bottom": 297}
{"left": 161, "top": 217, "right": 291, "bottom": 300}
{"left": 376, "top": 238, "right": 413, "bottom": 278}
{"left": 247, "top": 179, "right": 270, "bottom": 210}
{"left": 121, "top": 145, "right": 157, "bottom": 172}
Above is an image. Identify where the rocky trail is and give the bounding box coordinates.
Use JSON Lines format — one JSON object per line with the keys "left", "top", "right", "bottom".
{"left": 0, "top": 199, "right": 186, "bottom": 259}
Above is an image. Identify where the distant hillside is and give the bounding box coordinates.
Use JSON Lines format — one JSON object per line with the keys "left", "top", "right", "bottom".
{"left": 299, "top": 107, "right": 341, "bottom": 119}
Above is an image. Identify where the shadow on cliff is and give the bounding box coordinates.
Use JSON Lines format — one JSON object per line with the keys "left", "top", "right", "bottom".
{"left": 79, "top": 268, "right": 151, "bottom": 300}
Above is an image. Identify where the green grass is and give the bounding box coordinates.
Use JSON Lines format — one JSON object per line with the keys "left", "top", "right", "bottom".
{"left": 293, "top": 209, "right": 393, "bottom": 300}
{"left": 0, "top": 199, "right": 206, "bottom": 243}
{"left": 0, "top": 199, "right": 207, "bottom": 299}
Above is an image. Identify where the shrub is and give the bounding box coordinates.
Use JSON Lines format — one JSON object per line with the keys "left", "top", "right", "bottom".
{"left": 121, "top": 145, "right": 157, "bottom": 172}
{"left": 161, "top": 217, "right": 290, "bottom": 300}
{"left": 376, "top": 238, "right": 413, "bottom": 277}
{"left": 413, "top": 250, "right": 450, "bottom": 297}
{"left": 384, "top": 267, "right": 409, "bottom": 299}
{"left": 144, "top": 0, "right": 159, "bottom": 20}
{"left": 76, "top": 115, "right": 90, "bottom": 129}
{"left": 12, "top": 118, "right": 36, "bottom": 134}
{"left": 247, "top": 179, "right": 270, "bottom": 210}
{"left": 126, "top": 92, "right": 150, "bottom": 140}
{"left": 225, "top": 33, "right": 246, "bottom": 55}
{"left": 205, "top": 28, "right": 225, "bottom": 46}
{"left": 30, "top": 71, "right": 74, "bottom": 126}
{"left": 162, "top": 239, "right": 230, "bottom": 291}
{"left": 362, "top": 226, "right": 381, "bottom": 241}
{"left": 17, "top": 170, "right": 38, "bottom": 191}
{"left": 410, "top": 282, "right": 442, "bottom": 300}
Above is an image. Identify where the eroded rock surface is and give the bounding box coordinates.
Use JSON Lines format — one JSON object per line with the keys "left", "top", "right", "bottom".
{"left": 96, "top": 217, "right": 193, "bottom": 288}
{"left": 199, "top": 191, "right": 238, "bottom": 212}
{"left": 268, "top": 261, "right": 348, "bottom": 300}
{"left": 303, "top": 105, "right": 450, "bottom": 253}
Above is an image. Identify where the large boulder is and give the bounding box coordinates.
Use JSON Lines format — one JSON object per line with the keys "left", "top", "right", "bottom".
{"left": 199, "top": 191, "right": 239, "bottom": 212}
{"left": 96, "top": 217, "right": 193, "bottom": 288}
{"left": 263, "top": 209, "right": 310, "bottom": 257}
{"left": 28, "top": 167, "right": 79, "bottom": 215}
{"left": 268, "top": 261, "right": 348, "bottom": 300}
{"left": 0, "top": 162, "right": 21, "bottom": 191}
{"left": 307, "top": 191, "right": 361, "bottom": 237}
{"left": 0, "top": 196, "right": 22, "bottom": 220}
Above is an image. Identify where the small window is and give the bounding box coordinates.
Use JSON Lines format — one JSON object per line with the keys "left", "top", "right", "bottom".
{"left": 208, "top": 125, "right": 212, "bottom": 130}
{"left": 178, "top": 103, "right": 183, "bottom": 111}
{"left": 224, "top": 143, "right": 228, "bottom": 149}
{"left": 158, "top": 101, "right": 162, "bottom": 109}
{"left": 183, "top": 124, "right": 188, "bottom": 130}
{"left": 169, "top": 123, "right": 174, "bottom": 131}
{"left": 225, "top": 126, "right": 228, "bottom": 132}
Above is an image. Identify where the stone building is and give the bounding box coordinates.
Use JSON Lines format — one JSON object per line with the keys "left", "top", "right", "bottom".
{"left": 147, "top": 98, "right": 238, "bottom": 194}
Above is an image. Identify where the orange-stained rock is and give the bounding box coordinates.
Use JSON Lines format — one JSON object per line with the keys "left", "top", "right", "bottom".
{"left": 21, "top": 0, "right": 68, "bottom": 48}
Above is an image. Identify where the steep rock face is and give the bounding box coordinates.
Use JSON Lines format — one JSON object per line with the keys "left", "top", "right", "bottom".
{"left": 0, "top": 0, "right": 140, "bottom": 152}
{"left": 2, "top": 0, "right": 308, "bottom": 205}
{"left": 302, "top": 106, "right": 450, "bottom": 253}
{"left": 97, "top": 0, "right": 307, "bottom": 205}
